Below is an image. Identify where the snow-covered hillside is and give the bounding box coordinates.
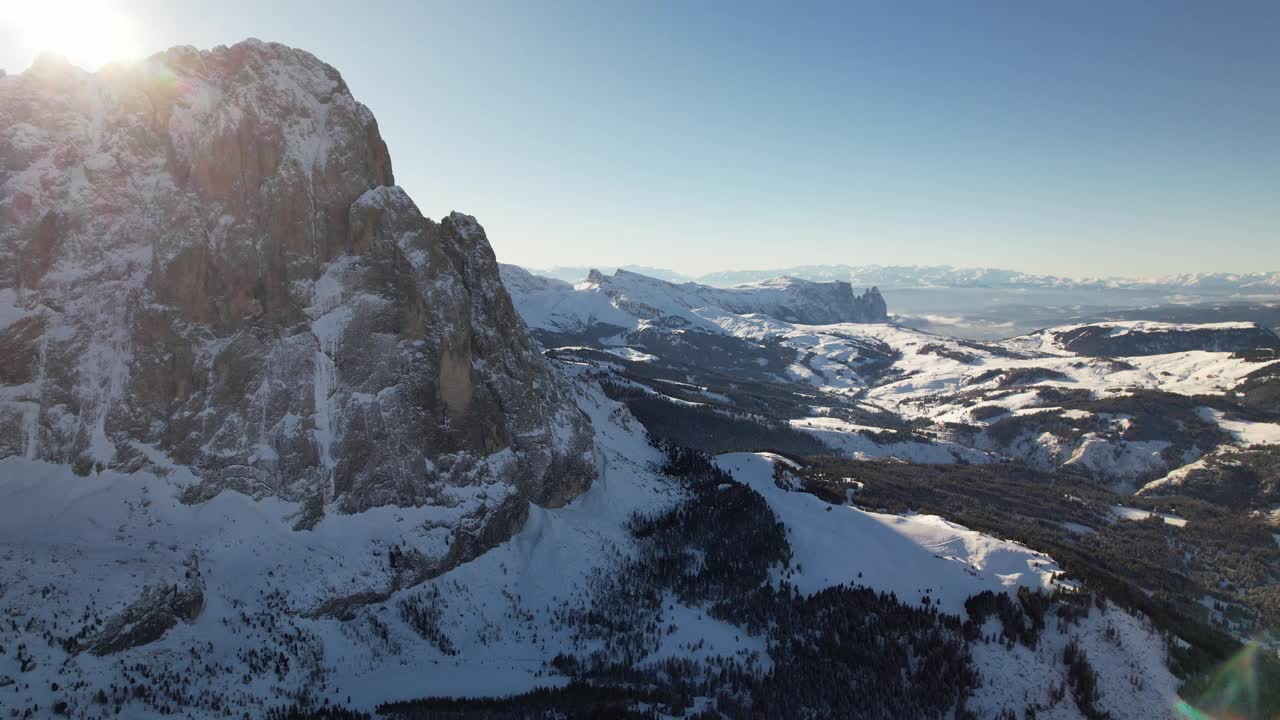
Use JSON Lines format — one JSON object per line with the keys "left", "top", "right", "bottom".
{"left": 0, "top": 380, "right": 1183, "bottom": 718}
{"left": 0, "top": 379, "right": 658, "bottom": 715}
{"left": 1010, "top": 321, "right": 1280, "bottom": 357}
{"left": 505, "top": 266, "right": 1280, "bottom": 490}
{"left": 726, "top": 315, "right": 1280, "bottom": 488}
{"left": 716, "top": 453, "right": 1181, "bottom": 719}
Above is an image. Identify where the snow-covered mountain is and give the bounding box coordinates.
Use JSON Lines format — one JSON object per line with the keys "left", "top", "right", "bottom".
{"left": 1, "top": 42, "right": 1277, "bottom": 720}
{"left": 505, "top": 265, "right": 1280, "bottom": 493}
{"left": 499, "top": 264, "right": 887, "bottom": 332}
{"left": 0, "top": 41, "right": 592, "bottom": 566}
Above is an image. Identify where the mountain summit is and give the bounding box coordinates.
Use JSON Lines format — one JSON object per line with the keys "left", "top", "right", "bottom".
{"left": 0, "top": 40, "right": 592, "bottom": 550}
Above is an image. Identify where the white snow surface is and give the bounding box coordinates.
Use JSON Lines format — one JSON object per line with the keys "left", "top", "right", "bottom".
{"left": 1198, "top": 406, "right": 1280, "bottom": 446}
{"left": 715, "top": 452, "right": 1061, "bottom": 614}
{"left": 788, "top": 415, "right": 993, "bottom": 464}
{"left": 1111, "top": 504, "right": 1189, "bottom": 527}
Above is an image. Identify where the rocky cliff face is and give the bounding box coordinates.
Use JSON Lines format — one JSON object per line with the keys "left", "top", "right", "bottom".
{"left": 0, "top": 41, "right": 593, "bottom": 547}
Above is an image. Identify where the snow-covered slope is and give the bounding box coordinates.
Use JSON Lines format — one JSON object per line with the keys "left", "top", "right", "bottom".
{"left": 501, "top": 267, "right": 1280, "bottom": 490}
{"left": 0, "top": 388, "right": 1182, "bottom": 718}
{"left": 0, "top": 377, "right": 662, "bottom": 714}
{"left": 735, "top": 316, "right": 1280, "bottom": 488}
{"left": 1010, "top": 320, "right": 1280, "bottom": 357}
{"left": 715, "top": 453, "right": 1061, "bottom": 612}
{"left": 717, "top": 452, "right": 1180, "bottom": 719}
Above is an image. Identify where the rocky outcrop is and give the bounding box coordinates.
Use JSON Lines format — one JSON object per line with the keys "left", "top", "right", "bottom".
{"left": 90, "top": 582, "right": 205, "bottom": 656}
{"left": 0, "top": 41, "right": 593, "bottom": 562}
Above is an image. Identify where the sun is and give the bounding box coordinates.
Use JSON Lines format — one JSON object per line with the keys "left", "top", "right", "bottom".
{"left": 1, "top": 0, "right": 143, "bottom": 71}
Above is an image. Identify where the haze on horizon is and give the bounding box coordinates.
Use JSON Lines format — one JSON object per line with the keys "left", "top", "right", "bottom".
{"left": 2, "top": 0, "right": 1276, "bottom": 278}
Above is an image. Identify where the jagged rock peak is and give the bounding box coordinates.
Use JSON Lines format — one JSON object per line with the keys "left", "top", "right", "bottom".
{"left": 601, "top": 268, "right": 890, "bottom": 325}
{"left": 0, "top": 40, "right": 594, "bottom": 573}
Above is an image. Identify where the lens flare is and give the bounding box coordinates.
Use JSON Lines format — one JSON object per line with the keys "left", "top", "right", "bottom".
{"left": 1177, "top": 641, "right": 1270, "bottom": 720}
{"left": 1, "top": 0, "right": 142, "bottom": 70}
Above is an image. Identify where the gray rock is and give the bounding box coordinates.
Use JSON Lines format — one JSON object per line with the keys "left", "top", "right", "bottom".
{"left": 90, "top": 582, "right": 205, "bottom": 655}
{"left": 0, "top": 40, "right": 594, "bottom": 572}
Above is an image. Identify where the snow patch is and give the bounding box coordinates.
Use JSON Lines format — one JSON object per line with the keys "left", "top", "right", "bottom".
{"left": 1111, "top": 504, "right": 1187, "bottom": 527}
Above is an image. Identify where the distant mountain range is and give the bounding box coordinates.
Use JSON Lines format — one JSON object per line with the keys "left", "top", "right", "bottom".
{"left": 526, "top": 264, "right": 1280, "bottom": 293}
{"left": 498, "top": 265, "right": 887, "bottom": 332}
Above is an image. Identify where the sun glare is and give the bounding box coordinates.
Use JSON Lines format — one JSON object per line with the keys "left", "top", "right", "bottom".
{"left": 1, "top": 0, "right": 142, "bottom": 71}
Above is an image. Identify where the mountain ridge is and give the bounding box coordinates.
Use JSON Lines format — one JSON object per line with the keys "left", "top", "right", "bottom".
{"left": 500, "top": 264, "right": 888, "bottom": 332}
{"left": 521, "top": 263, "right": 1280, "bottom": 291}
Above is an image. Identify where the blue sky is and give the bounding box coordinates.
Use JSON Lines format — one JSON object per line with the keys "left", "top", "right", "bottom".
{"left": 2, "top": 1, "right": 1277, "bottom": 277}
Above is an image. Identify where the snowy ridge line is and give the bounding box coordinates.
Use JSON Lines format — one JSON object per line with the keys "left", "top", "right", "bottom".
{"left": 520, "top": 263, "right": 1280, "bottom": 293}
